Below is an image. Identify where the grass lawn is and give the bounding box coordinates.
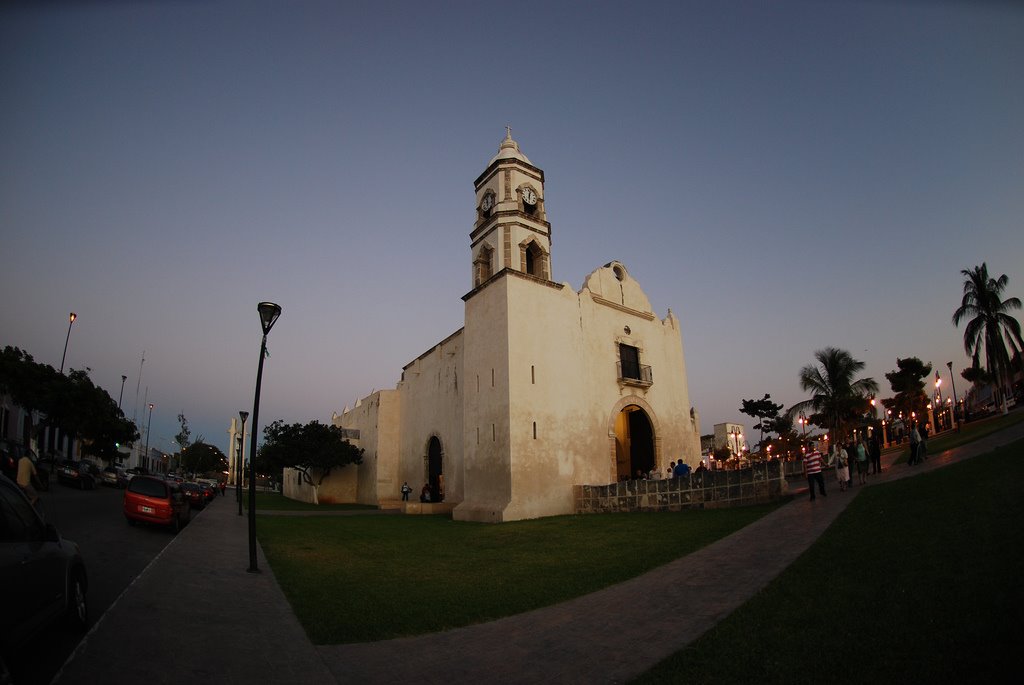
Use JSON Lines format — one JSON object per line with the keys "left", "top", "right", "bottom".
{"left": 247, "top": 491, "right": 377, "bottom": 512}
{"left": 889, "top": 408, "right": 1024, "bottom": 465}
{"left": 633, "top": 438, "right": 1024, "bottom": 683}
{"left": 258, "top": 501, "right": 785, "bottom": 644}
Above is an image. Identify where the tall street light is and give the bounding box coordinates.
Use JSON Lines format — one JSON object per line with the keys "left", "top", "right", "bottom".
{"left": 118, "top": 375, "right": 128, "bottom": 410}
{"left": 237, "top": 410, "right": 248, "bottom": 516}
{"left": 144, "top": 403, "right": 154, "bottom": 472}
{"left": 59, "top": 312, "right": 77, "bottom": 374}
{"left": 248, "top": 302, "right": 281, "bottom": 573}
{"left": 947, "top": 362, "right": 961, "bottom": 431}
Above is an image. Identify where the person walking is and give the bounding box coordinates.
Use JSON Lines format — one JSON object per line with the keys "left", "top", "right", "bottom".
{"left": 16, "top": 451, "right": 40, "bottom": 507}
{"left": 803, "top": 444, "right": 827, "bottom": 501}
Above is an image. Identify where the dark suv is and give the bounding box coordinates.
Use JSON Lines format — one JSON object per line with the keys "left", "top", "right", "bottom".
{"left": 0, "top": 473, "right": 89, "bottom": 673}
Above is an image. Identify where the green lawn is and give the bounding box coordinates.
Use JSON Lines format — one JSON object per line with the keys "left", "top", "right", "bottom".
{"left": 889, "top": 409, "right": 1024, "bottom": 464}
{"left": 633, "top": 438, "right": 1024, "bottom": 683}
{"left": 258, "top": 502, "right": 784, "bottom": 644}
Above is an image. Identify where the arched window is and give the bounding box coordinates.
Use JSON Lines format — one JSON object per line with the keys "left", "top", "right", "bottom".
{"left": 520, "top": 239, "right": 547, "bottom": 279}
{"left": 474, "top": 244, "right": 494, "bottom": 286}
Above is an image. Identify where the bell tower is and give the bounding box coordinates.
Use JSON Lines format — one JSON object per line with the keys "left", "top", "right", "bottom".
{"left": 469, "top": 129, "right": 552, "bottom": 289}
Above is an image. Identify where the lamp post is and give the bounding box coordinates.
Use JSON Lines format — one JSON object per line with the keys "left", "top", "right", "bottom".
{"left": 59, "top": 312, "right": 77, "bottom": 374}
{"left": 947, "top": 362, "right": 960, "bottom": 431}
{"left": 237, "top": 410, "right": 248, "bottom": 515}
{"left": 934, "top": 371, "right": 944, "bottom": 430}
{"left": 118, "top": 375, "right": 127, "bottom": 410}
{"left": 144, "top": 403, "right": 154, "bottom": 472}
{"left": 247, "top": 302, "right": 282, "bottom": 573}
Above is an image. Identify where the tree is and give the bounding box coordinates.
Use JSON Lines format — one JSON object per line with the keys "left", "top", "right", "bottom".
{"left": 739, "top": 394, "right": 784, "bottom": 450}
{"left": 257, "top": 420, "right": 363, "bottom": 486}
{"left": 175, "top": 413, "right": 192, "bottom": 473}
{"left": 791, "top": 347, "right": 879, "bottom": 443}
{"left": 181, "top": 441, "right": 227, "bottom": 475}
{"left": 884, "top": 357, "right": 932, "bottom": 423}
{"left": 0, "top": 346, "right": 138, "bottom": 459}
{"left": 952, "top": 263, "right": 1024, "bottom": 413}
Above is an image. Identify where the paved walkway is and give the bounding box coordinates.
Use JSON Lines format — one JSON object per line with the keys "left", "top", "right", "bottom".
{"left": 56, "top": 419, "right": 1024, "bottom": 684}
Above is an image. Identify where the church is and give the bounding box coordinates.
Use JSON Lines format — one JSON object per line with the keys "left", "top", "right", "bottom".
{"left": 298, "top": 132, "right": 702, "bottom": 522}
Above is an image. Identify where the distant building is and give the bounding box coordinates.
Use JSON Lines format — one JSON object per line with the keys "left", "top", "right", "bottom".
{"left": 301, "top": 133, "right": 702, "bottom": 522}
{"left": 713, "top": 422, "right": 747, "bottom": 456}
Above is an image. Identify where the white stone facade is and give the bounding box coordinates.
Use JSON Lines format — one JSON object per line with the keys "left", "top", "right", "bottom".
{"left": 327, "top": 134, "right": 702, "bottom": 522}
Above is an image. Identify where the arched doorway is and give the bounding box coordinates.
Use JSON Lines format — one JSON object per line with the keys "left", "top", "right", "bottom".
{"left": 614, "top": 405, "right": 655, "bottom": 480}
{"left": 427, "top": 436, "right": 444, "bottom": 502}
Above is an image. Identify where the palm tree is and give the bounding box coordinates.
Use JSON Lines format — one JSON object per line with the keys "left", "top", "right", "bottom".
{"left": 791, "top": 347, "right": 879, "bottom": 443}
{"left": 952, "top": 263, "right": 1023, "bottom": 413}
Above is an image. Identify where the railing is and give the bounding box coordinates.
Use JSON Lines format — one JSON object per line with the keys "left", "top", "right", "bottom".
{"left": 617, "top": 361, "right": 653, "bottom": 386}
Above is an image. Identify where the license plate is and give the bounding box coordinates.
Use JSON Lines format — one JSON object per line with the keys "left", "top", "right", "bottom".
{"left": 140, "top": 505, "right": 154, "bottom": 514}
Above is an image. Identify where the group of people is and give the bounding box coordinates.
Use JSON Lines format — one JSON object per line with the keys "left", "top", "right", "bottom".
{"left": 907, "top": 422, "right": 929, "bottom": 465}
{"left": 803, "top": 433, "right": 884, "bottom": 500}
{"left": 400, "top": 481, "right": 438, "bottom": 503}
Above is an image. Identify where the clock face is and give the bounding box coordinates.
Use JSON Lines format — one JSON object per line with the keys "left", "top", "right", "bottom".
{"left": 481, "top": 194, "right": 494, "bottom": 212}
{"left": 522, "top": 188, "right": 537, "bottom": 205}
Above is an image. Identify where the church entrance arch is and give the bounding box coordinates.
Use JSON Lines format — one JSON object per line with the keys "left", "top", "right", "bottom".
{"left": 425, "top": 435, "right": 444, "bottom": 502}
{"left": 614, "top": 405, "right": 655, "bottom": 480}
{"left": 608, "top": 396, "right": 661, "bottom": 482}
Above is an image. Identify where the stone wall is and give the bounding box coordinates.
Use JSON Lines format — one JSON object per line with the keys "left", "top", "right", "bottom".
{"left": 574, "top": 461, "right": 788, "bottom": 514}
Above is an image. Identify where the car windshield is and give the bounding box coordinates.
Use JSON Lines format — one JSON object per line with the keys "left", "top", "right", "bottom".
{"left": 128, "top": 478, "right": 167, "bottom": 498}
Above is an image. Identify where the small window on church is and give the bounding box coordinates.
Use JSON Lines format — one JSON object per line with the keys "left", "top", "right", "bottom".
{"left": 620, "top": 344, "right": 641, "bottom": 381}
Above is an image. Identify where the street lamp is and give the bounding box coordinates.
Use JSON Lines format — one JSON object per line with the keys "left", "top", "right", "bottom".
{"left": 947, "top": 361, "right": 960, "bottom": 431}
{"left": 247, "top": 302, "right": 282, "bottom": 573}
{"left": 59, "top": 312, "right": 77, "bottom": 374}
{"left": 798, "top": 412, "right": 807, "bottom": 437}
{"left": 144, "top": 403, "right": 154, "bottom": 472}
{"left": 118, "top": 375, "right": 128, "bottom": 410}
{"left": 237, "top": 410, "right": 248, "bottom": 516}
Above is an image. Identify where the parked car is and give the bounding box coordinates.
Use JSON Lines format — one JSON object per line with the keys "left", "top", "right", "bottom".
{"left": 197, "top": 482, "right": 216, "bottom": 504}
{"left": 125, "top": 467, "right": 148, "bottom": 483}
{"left": 57, "top": 460, "right": 101, "bottom": 490}
{"left": 179, "top": 482, "right": 207, "bottom": 510}
{"left": 0, "top": 473, "right": 89, "bottom": 672}
{"left": 102, "top": 466, "right": 128, "bottom": 489}
{"left": 0, "top": 439, "right": 18, "bottom": 483}
{"left": 123, "top": 476, "right": 190, "bottom": 532}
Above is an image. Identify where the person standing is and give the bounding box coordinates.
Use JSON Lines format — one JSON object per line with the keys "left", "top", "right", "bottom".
{"left": 833, "top": 443, "right": 849, "bottom": 492}
{"left": 401, "top": 481, "right": 412, "bottom": 501}
{"left": 918, "top": 423, "right": 929, "bottom": 461}
{"left": 803, "top": 445, "right": 827, "bottom": 501}
{"left": 869, "top": 433, "right": 882, "bottom": 474}
{"left": 855, "top": 437, "right": 869, "bottom": 485}
{"left": 909, "top": 424, "right": 921, "bottom": 465}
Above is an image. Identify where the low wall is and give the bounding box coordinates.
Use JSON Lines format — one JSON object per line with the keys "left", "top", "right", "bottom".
{"left": 401, "top": 501, "right": 456, "bottom": 516}
{"left": 574, "top": 461, "right": 788, "bottom": 514}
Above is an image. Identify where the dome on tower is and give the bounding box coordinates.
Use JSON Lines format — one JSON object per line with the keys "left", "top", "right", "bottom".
{"left": 488, "top": 128, "right": 532, "bottom": 166}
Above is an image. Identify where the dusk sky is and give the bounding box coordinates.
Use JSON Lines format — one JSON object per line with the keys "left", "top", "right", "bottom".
{"left": 2, "top": 0, "right": 1022, "bottom": 456}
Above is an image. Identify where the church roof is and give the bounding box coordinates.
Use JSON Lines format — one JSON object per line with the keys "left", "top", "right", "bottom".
{"left": 488, "top": 128, "right": 532, "bottom": 166}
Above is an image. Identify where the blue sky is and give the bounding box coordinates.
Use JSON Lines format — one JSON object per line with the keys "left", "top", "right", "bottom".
{"left": 2, "top": 0, "right": 1022, "bottom": 454}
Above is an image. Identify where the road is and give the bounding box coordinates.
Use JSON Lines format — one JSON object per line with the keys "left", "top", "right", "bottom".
{"left": 5, "top": 480, "right": 178, "bottom": 685}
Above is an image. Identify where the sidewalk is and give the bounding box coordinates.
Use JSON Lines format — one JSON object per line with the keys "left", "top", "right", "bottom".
{"left": 54, "top": 496, "right": 335, "bottom": 684}
{"left": 57, "top": 420, "right": 1024, "bottom": 684}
